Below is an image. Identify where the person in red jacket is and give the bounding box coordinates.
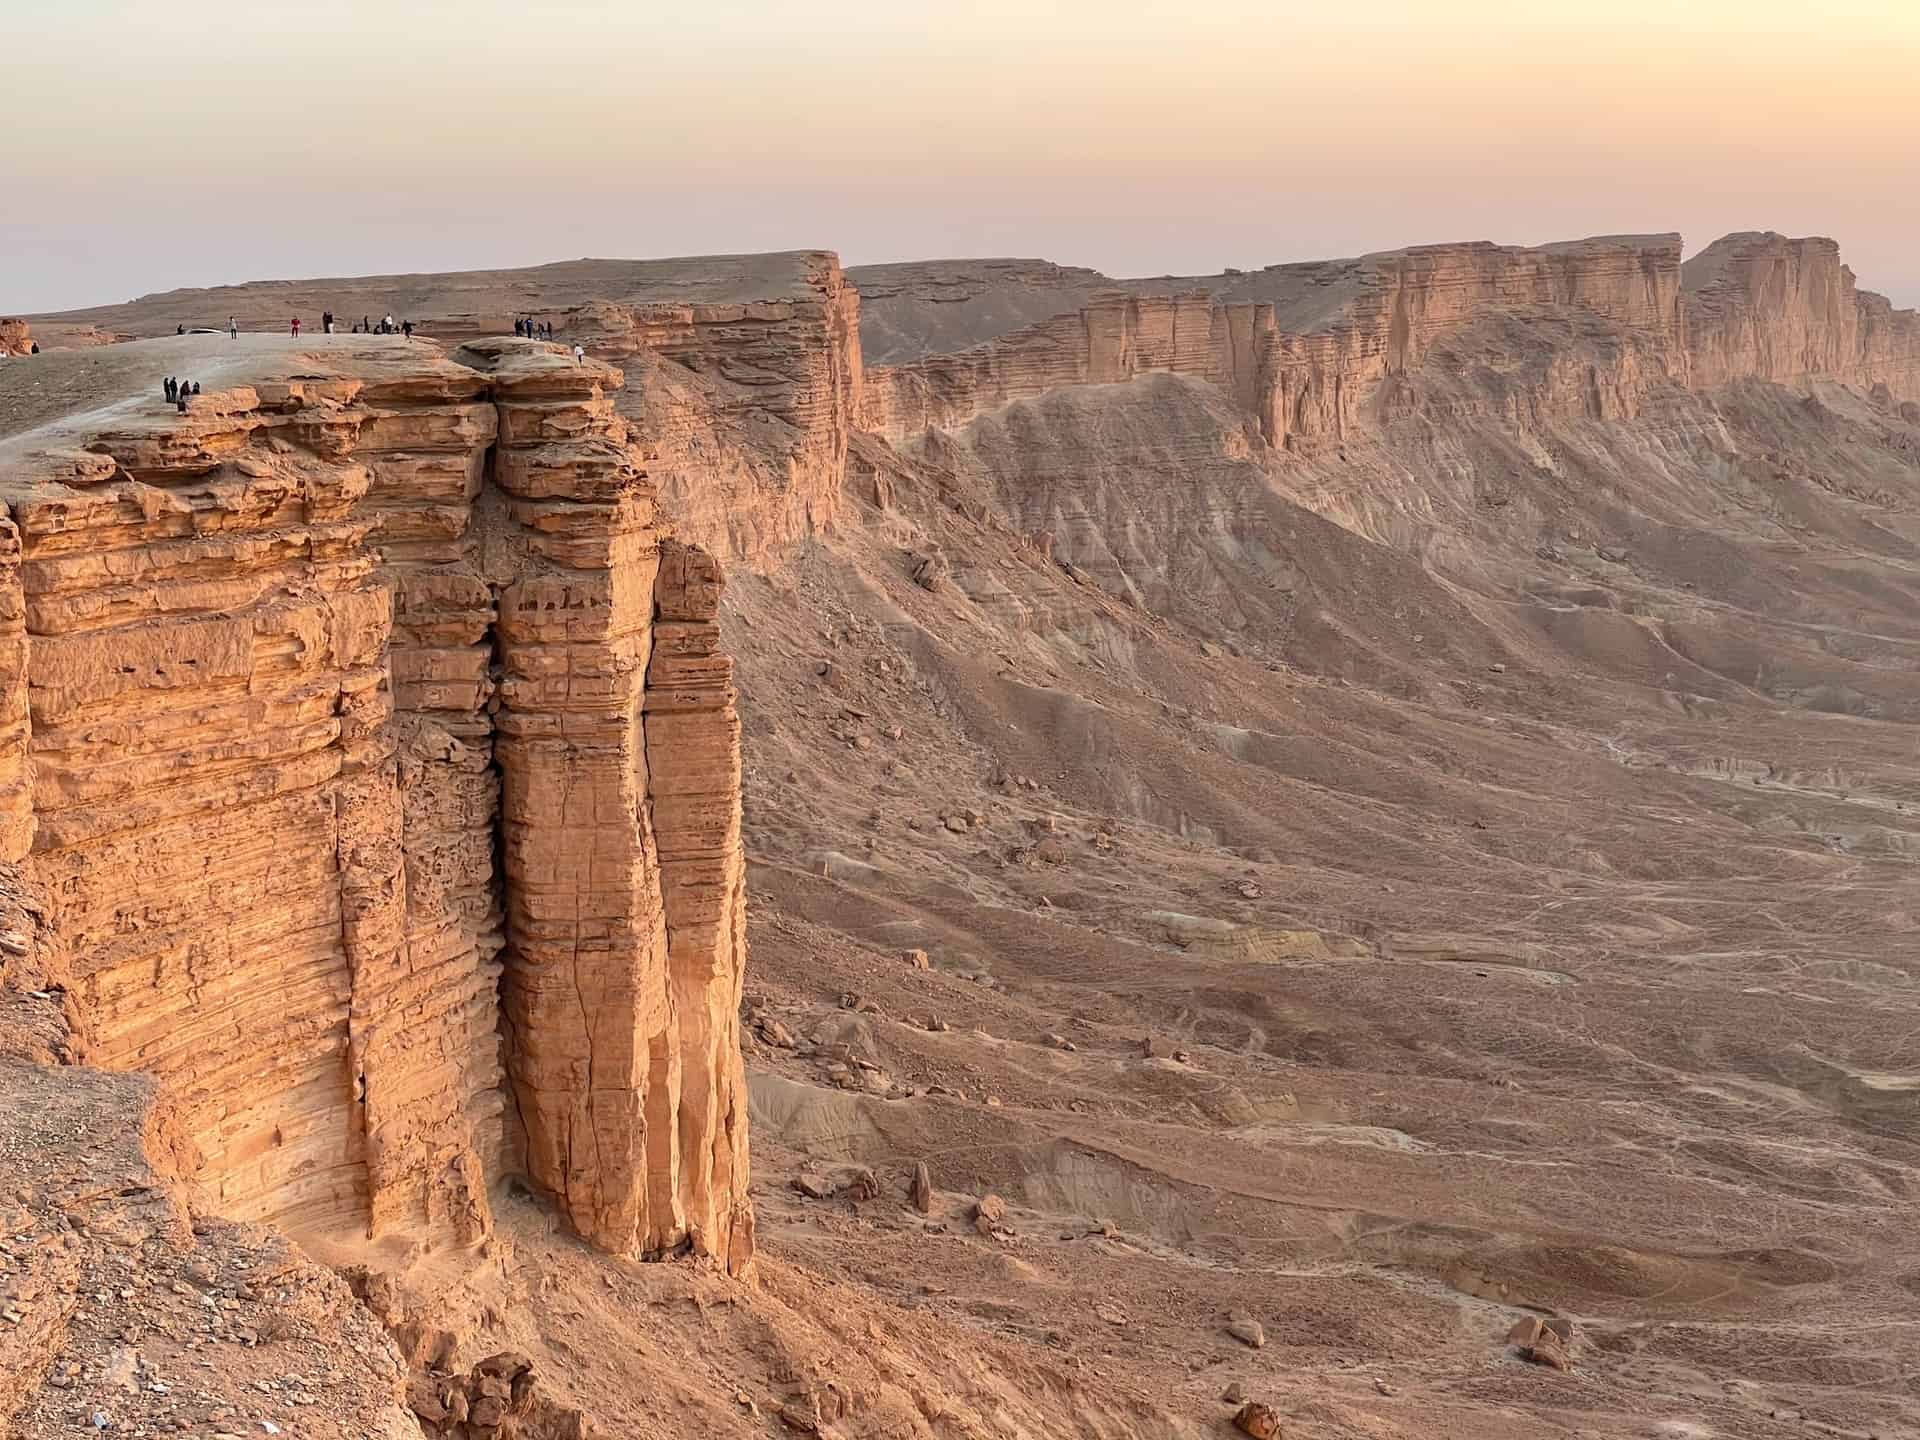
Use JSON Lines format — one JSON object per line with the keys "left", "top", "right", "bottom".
{"left": 290, "top": 317, "right": 301, "bottom": 337}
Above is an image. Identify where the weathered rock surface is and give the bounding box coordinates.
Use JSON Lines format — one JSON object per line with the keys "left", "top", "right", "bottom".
{"left": 1682, "top": 231, "right": 1920, "bottom": 395}
{"left": 0, "top": 337, "right": 751, "bottom": 1271}
{"left": 862, "top": 232, "right": 1920, "bottom": 452}
{"left": 0, "top": 321, "right": 31, "bottom": 358}
{"left": 27, "top": 253, "right": 868, "bottom": 572}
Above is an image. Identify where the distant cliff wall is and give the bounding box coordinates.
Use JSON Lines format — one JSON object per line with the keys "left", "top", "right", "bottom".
{"left": 1681, "top": 232, "right": 1920, "bottom": 398}
{"left": 565, "top": 253, "right": 863, "bottom": 568}
{"left": 863, "top": 232, "right": 1920, "bottom": 451}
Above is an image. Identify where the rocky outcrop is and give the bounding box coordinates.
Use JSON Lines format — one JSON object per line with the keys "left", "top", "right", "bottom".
{"left": 0, "top": 320, "right": 31, "bottom": 357}
{"left": 0, "top": 340, "right": 751, "bottom": 1272}
{"left": 1682, "top": 231, "right": 1920, "bottom": 399}
{"left": 864, "top": 232, "right": 1920, "bottom": 452}
{"left": 863, "top": 290, "right": 1276, "bottom": 440}
{"left": 864, "top": 236, "right": 1690, "bottom": 449}
{"left": 563, "top": 253, "right": 863, "bottom": 568}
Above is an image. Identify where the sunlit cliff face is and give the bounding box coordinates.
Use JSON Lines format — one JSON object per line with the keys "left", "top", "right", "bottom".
{"left": 5, "top": 0, "right": 1918, "bottom": 311}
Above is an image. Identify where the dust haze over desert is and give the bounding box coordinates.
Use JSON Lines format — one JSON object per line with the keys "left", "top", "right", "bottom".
{"left": 2, "top": 4, "right": 1920, "bottom": 1440}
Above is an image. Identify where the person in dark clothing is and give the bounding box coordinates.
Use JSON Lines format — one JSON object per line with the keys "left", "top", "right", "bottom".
{"left": 176, "top": 324, "right": 184, "bottom": 335}
{"left": 176, "top": 386, "right": 189, "bottom": 413}
{"left": 322, "top": 310, "right": 334, "bottom": 335}
{"left": 363, "top": 316, "right": 371, "bottom": 334}
{"left": 164, "top": 377, "right": 176, "bottom": 402}
{"left": 402, "top": 320, "right": 414, "bottom": 341}
{"left": 191, "top": 382, "right": 201, "bottom": 395}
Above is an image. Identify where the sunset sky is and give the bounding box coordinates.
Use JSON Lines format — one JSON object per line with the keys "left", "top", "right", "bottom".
{"left": 7, "top": 0, "right": 1918, "bottom": 312}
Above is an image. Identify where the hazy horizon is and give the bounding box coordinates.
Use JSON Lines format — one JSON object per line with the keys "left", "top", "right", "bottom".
{"left": 8, "top": 0, "right": 1918, "bottom": 314}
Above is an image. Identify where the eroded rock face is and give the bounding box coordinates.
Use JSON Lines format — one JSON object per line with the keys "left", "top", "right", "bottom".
{"left": 862, "top": 236, "right": 1692, "bottom": 448}
{"left": 0, "top": 339, "right": 752, "bottom": 1272}
{"left": 1682, "top": 231, "right": 1920, "bottom": 396}
{"left": 0, "top": 320, "right": 31, "bottom": 357}
{"left": 863, "top": 231, "right": 1920, "bottom": 453}
{"left": 541, "top": 254, "right": 862, "bottom": 569}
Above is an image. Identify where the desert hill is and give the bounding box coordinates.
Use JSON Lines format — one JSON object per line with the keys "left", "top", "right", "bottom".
{"left": 1, "top": 229, "right": 1917, "bottom": 1439}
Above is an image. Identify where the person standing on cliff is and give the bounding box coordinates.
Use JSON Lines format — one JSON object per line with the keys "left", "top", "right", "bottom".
{"left": 572, "top": 342, "right": 585, "bottom": 365}
{"left": 383, "top": 313, "right": 395, "bottom": 335}
{"left": 290, "top": 316, "right": 301, "bottom": 338}
{"left": 322, "top": 310, "right": 334, "bottom": 335}
{"left": 402, "top": 319, "right": 414, "bottom": 341}
{"left": 164, "top": 377, "right": 176, "bottom": 403}
{"left": 228, "top": 316, "right": 238, "bottom": 339}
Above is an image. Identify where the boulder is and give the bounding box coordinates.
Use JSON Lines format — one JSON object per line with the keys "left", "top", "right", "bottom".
{"left": 1233, "top": 1401, "right": 1281, "bottom": 1439}
{"left": 1225, "top": 1310, "right": 1266, "bottom": 1349}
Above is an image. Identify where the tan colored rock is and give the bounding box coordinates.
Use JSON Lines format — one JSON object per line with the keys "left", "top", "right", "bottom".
{"left": 1225, "top": 1311, "right": 1266, "bottom": 1349}
{"left": 909, "top": 1161, "right": 933, "bottom": 1214}
{"left": 864, "top": 231, "right": 1920, "bottom": 456}
{"left": 1233, "top": 1400, "right": 1281, "bottom": 1438}
{"left": 1507, "top": 1314, "right": 1575, "bottom": 1370}
{"left": 1682, "top": 232, "right": 1920, "bottom": 398}
{"left": 0, "top": 337, "right": 752, "bottom": 1273}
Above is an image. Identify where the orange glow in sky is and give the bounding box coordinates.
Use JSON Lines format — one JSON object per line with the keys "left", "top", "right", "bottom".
{"left": 5, "top": 0, "right": 1917, "bottom": 310}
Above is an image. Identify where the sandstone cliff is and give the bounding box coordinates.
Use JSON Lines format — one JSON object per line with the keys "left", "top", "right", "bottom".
{"left": 1682, "top": 231, "right": 1920, "bottom": 397}
{"left": 26, "top": 253, "right": 870, "bottom": 571}
{"left": 0, "top": 337, "right": 752, "bottom": 1273}
{"left": 862, "top": 232, "right": 1920, "bottom": 451}
{"left": 0, "top": 321, "right": 30, "bottom": 358}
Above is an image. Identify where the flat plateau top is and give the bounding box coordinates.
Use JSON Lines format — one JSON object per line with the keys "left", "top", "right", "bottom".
{"left": 24, "top": 251, "right": 835, "bottom": 339}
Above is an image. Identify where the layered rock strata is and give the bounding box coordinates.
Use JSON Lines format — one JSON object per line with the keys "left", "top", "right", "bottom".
{"left": 0, "top": 339, "right": 751, "bottom": 1271}
{"left": 27, "top": 253, "right": 869, "bottom": 572}
{"left": 1681, "top": 231, "right": 1920, "bottom": 396}
{"left": 562, "top": 253, "right": 863, "bottom": 567}
{"left": 864, "top": 233, "right": 1920, "bottom": 451}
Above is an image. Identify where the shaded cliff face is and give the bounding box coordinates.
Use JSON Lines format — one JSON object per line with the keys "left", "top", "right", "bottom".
{"left": 863, "top": 231, "right": 1920, "bottom": 451}
{"left": 0, "top": 337, "right": 751, "bottom": 1273}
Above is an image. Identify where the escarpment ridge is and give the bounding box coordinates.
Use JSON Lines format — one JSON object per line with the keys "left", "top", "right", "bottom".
{"left": 0, "top": 335, "right": 751, "bottom": 1276}
{"left": 855, "top": 230, "right": 1920, "bottom": 445}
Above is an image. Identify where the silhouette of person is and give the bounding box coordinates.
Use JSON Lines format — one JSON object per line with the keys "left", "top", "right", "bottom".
{"left": 228, "top": 316, "right": 238, "bottom": 339}
{"left": 402, "top": 320, "right": 414, "bottom": 341}
{"left": 164, "top": 377, "right": 176, "bottom": 402}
